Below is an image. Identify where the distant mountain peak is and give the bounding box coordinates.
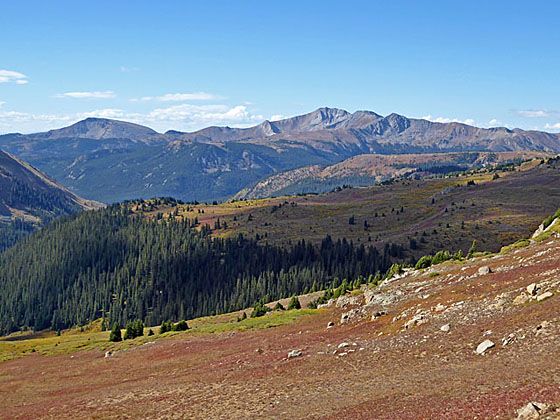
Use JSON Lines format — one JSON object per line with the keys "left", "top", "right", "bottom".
{"left": 37, "top": 117, "right": 161, "bottom": 141}
{"left": 258, "top": 120, "right": 280, "bottom": 136}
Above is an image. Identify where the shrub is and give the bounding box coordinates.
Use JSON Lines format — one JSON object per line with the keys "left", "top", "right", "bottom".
{"left": 251, "top": 300, "right": 271, "bottom": 318}
{"left": 171, "top": 320, "right": 189, "bottom": 331}
{"left": 273, "top": 302, "right": 285, "bottom": 311}
{"left": 467, "top": 240, "right": 478, "bottom": 259}
{"left": 432, "top": 250, "right": 452, "bottom": 265}
{"left": 109, "top": 323, "right": 122, "bottom": 342}
{"left": 123, "top": 319, "right": 144, "bottom": 340}
{"left": 415, "top": 255, "right": 433, "bottom": 269}
{"left": 159, "top": 320, "right": 173, "bottom": 334}
{"left": 287, "top": 296, "right": 301, "bottom": 310}
{"left": 385, "top": 263, "right": 403, "bottom": 279}
{"left": 332, "top": 279, "right": 349, "bottom": 299}
{"left": 543, "top": 209, "right": 560, "bottom": 229}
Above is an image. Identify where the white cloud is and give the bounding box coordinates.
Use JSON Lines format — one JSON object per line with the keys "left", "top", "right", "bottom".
{"left": 0, "top": 69, "right": 28, "bottom": 85}
{"left": 0, "top": 103, "right": 266, "bottom": 134}
{"left": 487, "top": 118, "right": 501, "bottom": 127}
{"left": 544, "top": 122, "right": 560, "bottom": 130}
{"left": 421, "top": 115, "right": 476, "bottom": 126}
{"left": 270, "top": 114, "right": 287, "bottom": 121}
{"left": 55, "top": 91, "right": 116, "bottom": 99}
{"left": 79, "top": 108, "right": 126, "bottom": 119}
{"left": 144, "top": 104, "right": 263, "bottom": 127}
{"left": 133, "top": 92, "right": 221, "bottom": 102}
{"left": 516, "top": 109, "right": 554, "bottom": 118}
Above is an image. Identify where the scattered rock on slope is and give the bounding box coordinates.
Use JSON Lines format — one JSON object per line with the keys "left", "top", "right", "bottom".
{"left": 287, "top": 349, "right": 302, "bottom": 359}
{"left": 476, "top": 339, "right": 495, "bottom": 355}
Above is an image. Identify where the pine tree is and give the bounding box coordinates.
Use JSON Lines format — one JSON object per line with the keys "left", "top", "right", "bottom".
{"left": 109, "top": 323, "right": 122, "bottom": 342}
{"left": 287, "top": 296, "right": 301, "bottom": 310}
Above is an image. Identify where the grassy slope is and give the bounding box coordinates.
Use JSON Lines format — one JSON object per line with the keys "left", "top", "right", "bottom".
{"left": 0, "top": 291, "right": 324, "bottom": 363}
{"left": 141, "top": 160, "right": 560, "bottom": 258}
{"left": 0, "top": 309, "right": 320, "bottom": 363}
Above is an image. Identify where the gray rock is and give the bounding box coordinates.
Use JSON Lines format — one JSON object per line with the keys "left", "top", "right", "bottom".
{"left": 371, "top": 310, "right": 387, "bottom": 320}
{"left": 516, "top": 401, "right": 550, "bottom": 419}
{"left": 476, "top": 339, "right": 495, "bottom": 355}
{"left": 335, "top": 294, "right": 361, "bottom": 308}
{"left": 440, "top": 324, "right": 450, "bottom": 333}
{"left": 434, "top": 303, "right": 447, "bottom": 312}
{"left": 340, "top": 308, "right": 363, "bottom": 324}
{"left": 287, "top": 349, "right": 302, "bottom": 359}
{"left": 327, "top": 321, "right": 335, "bottom": 329}
{"left": 404, "top": 314, "right": 427, "bottom": 329}
{"left": 526, "top": 283, "right": 539, "bottom": 296}
{"left": 536, "top": 291, "right": 553, "bottom": 302}
{"left": 478, "top": 266, "right": 491, "bottom": 275}
{"left": 104, "top": 351, "right": 113, "bottom": 358}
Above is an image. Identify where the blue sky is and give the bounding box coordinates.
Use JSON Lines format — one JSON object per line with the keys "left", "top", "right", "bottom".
{"left": 1, "top": 0, "right": 559, "bottom": 134}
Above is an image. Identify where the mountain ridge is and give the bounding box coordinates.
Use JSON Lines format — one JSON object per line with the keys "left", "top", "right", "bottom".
{"left": 0, "top": 149, "right": 102, "bottom": 249}
{"left": 1, "top": 107, "right": 559, "bottom": 203}
{"left": 6, "top": 107, "right": 560, "bottom": 145}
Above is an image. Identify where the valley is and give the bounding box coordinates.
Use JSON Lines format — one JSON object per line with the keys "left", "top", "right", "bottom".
{"left": 3, "top": 3, "right": 560, "bottom": 419}
{"left": 0, "top": 150, "right": 101, "bottom": 250}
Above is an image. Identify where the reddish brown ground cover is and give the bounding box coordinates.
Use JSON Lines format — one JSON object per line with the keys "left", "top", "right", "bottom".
{"left": 1, "top": 237, "right": 559, "bottom": 419}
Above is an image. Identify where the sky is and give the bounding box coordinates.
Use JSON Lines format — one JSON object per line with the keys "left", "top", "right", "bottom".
{"left": 1, "top": 0, "right": 560, "bottom": 134}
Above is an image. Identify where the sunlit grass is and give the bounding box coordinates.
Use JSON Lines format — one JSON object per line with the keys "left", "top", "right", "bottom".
{"left": 0, "top": 309, "right": 319, "bottom": 363}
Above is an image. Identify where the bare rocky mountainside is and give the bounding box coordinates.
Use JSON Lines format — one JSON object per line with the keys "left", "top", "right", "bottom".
{"left": 235, "top": 151, "right": 550, "bottom": 199}
{"left": 1, "top": 108, "right": 559, "bottom": 202}
{"left": 0, "top": 150, "right": 100, "bottom": 250}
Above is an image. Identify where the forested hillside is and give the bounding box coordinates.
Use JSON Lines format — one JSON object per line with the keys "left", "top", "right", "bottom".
{"left": 0, "top": 204, "right": 404, "bottom": 334}
{"left": 0, "top": 150, "right": 100, "bottom": 250}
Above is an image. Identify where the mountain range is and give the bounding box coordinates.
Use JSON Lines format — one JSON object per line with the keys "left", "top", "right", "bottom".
{"left": 1, "top": 107, "right": 559, "bottom": 203}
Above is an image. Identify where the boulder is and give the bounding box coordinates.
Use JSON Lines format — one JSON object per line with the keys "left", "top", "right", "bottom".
{"left": 371, "top": 310, "right": 387, "bottom": 320}
{"left": 476, "top": 339, "right": 495, "bottom": 355}
{"left": 338, "top": 342, "right": 350, "bottom": 349}
{"left": 336, "top": 295, "right": 361, "bottom": 308}
{"left": 317, "top": 299, "right": 335, "bottom": 309}
{"left": 536, "top": 291, "right": 553, "bottom": 302}
{"left": 327, "top": 321, "right": 335, "bottom": 329}
{"left": 104, "top": 351, "right": 113, "bottom": 358}
{"left": 434, "top": 303, "right": 447, "bottom": 312}
{"left": 287, "top": 349, "right": 302, "bottom": 359}
{"left": 478, "top": 266, "right": 491, "bottom": 276}
{"left": 440, "top": 324, "right": 450, "bottom": 333}
{"left": 363, "top": 289, "right": 376, "bottom": 305}
{"left": 340, "top": 308, "right": 363, "bottom": 324}
{"left": 516, "top": 402, "right": 550, "bottom": 419}
{"left": 502, "top": 333, "right": 516, "bottom": 346}
{"left": 404, "top": 314, "right": 427, "bottom": 329}
{"left": 526, "top": 283, "right": 539, "bottom": 296}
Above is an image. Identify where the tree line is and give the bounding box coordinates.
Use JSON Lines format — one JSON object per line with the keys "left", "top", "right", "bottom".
{"left": 0, "top": 203, "right": 406, "bottom": 335}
